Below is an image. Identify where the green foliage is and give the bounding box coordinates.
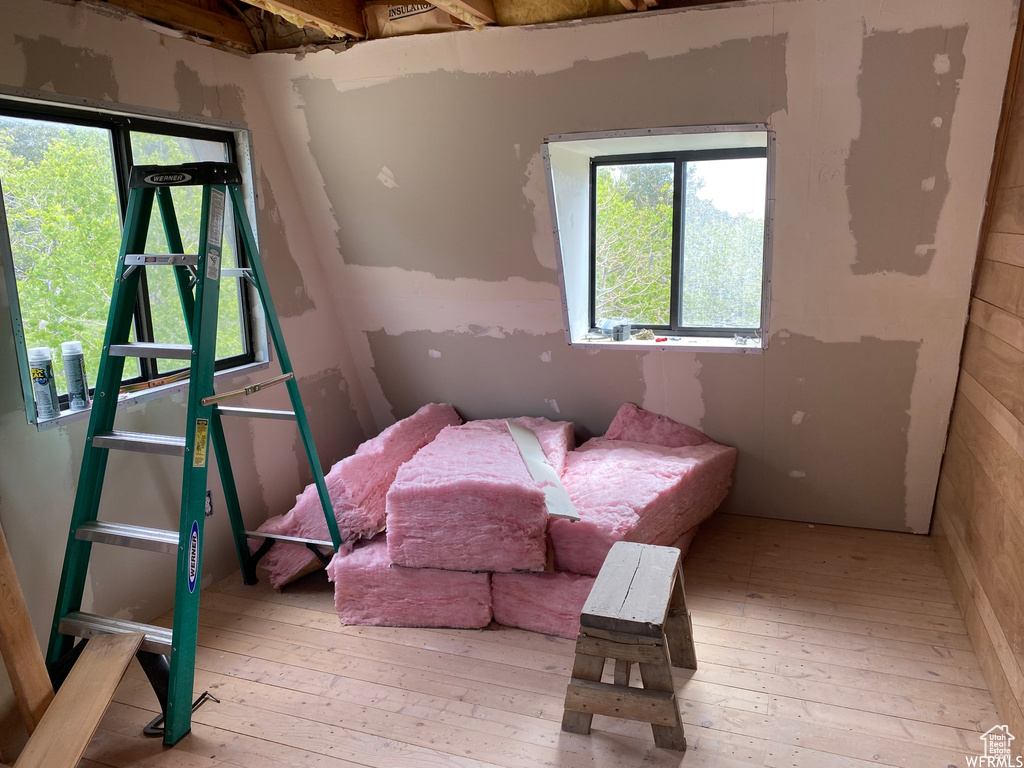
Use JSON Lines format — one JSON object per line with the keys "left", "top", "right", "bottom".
{"left": 0, "top": 122, "right": 134, "bottom": 383}
{"left": 0, "top": 120, "right": 247, "bottom": 396}
{"left": 594, "top": 163, "right": 673, "bottom": 326}
{"left": 594, "top": 161, "right": 765, "bottom": 331}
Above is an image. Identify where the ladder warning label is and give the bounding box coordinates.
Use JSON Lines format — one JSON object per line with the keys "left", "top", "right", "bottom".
{"left": 208, "top": 189, "right": 225, "bottom": 247}
{"left": 193, "top": 418, "right": 209, "bottom": 467}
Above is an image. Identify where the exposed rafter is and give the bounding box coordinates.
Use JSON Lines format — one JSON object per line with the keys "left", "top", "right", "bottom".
{"left": 618, "top": 0, "right": 658, "bottom": 10}
{"left": 101, "top": 0, "right": 258, "bottom": 51}
{"left": 237, "top": 0, "right": 366, "bottom": 38}
{"left": 434, "top": 0, "right": 496, "bottom": 25}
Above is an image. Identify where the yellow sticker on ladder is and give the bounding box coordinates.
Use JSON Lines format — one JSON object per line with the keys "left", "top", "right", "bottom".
{"left": 193, "top": 418, "right": 209, "bottom": 467}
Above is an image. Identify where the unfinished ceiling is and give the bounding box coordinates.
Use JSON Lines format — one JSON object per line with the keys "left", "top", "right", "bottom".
{"left": 86, "top": 0, "right": 742, "bottom": 53}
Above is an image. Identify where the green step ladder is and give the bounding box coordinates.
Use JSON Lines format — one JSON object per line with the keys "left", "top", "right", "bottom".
{"left": 45, "top": 162, "right": 343, "bottom": 746}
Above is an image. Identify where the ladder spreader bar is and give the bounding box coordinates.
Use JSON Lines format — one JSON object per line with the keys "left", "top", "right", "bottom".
{"left": 216, "top": 406, "right": 296, "bottom": 421}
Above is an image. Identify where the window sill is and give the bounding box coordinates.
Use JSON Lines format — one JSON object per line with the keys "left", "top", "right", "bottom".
{"left": 33, "top": 359, "right": 270, "bottom": 432}
{"left": 570, "top": 334, "right": 765, "bottom": 353}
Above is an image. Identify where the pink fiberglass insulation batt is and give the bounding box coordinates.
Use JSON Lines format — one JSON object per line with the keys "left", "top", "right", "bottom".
{"left": 386, "top": 417, "right": 575, "bottom": 572}
{"left": 491, "top": 571, "right": 594, "bottom": 639}
{"left": 551, "top": 437, "right": 736, "bottom": 576}
{"left": 254, "top": 403, "right": 462, "bottom": 588}
{"left": 328, "top": 535, "right": 492, "bottom": 628}
{"left": 605, "top": 402, "right": 710, "bottom": 448}
{"left": 491, "top": 525, "right": 701, "bottom": 639}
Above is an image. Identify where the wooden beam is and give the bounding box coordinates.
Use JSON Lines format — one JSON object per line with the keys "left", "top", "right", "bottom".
{"left": 13, "top": 633, "right": 144, "bottom": 768}
{"left": 101, "top": 0, "right": 257, "bottom": 51}
{"left": 0, "top": 521, "right": 53, "bottom": 735}
{"left": 238, "top": 0, "right": 365, "bottom": 38}
{"left": 437, "top": 0, "right": 496, "bottom": 24}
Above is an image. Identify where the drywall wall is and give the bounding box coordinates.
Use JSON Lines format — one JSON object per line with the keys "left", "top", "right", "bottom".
{"left": 0, "top": 1, "right": 370, "bottom": 755}
{"left": 254, "top": 0, "right": 1017, "bottom": 534}
{"left": 933, "top": 19, "right": 1024, "bottom": 741}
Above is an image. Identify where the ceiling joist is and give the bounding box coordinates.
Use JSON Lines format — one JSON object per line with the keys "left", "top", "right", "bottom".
{"left": 238, "top": 0, "right": 365, "bottom": 38}
{"left": 434, "top": 0, "right": 496, "bottom": 25}
{"left": 102, "top": 0, "right": 258, "bottom": 51}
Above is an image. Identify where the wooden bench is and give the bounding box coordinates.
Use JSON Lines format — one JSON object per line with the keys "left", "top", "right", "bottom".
{"left": 561, "top": 541, "right": 697, "bottom": 752}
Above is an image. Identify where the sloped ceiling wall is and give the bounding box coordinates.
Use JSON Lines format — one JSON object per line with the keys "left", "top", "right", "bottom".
{"left": 254, "top": 0, "right": 1018, "bottom": 534}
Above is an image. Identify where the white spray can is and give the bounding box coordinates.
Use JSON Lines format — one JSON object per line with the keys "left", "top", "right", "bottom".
{"left": 28, "top": 347, "right": 61, "bottom": 420}
{"left": 61, "top": 340, "right": 90, "bottom": 411}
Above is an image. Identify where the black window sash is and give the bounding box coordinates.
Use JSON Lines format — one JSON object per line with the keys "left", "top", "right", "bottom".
{"left": 589, "top": 146, "right": 767, "bottom": 336}
{"left": 0, "top": 99, "right": 255, "bottom": 404}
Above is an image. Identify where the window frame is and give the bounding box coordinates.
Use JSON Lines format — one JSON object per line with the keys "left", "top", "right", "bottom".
{"left": 0, "top": 97, "right": 257, "bottom": 417}
{"left": 588, "top": 146, "right": 768, "bottom": 338}
{"left": 543, "top": 124, "right": 775, "bottom": 353}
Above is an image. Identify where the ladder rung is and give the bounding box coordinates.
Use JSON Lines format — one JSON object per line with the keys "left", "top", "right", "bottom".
{"left": 221, "top": 268, "right": 251, "bottom": 279}
{"left": 125, "top": 253, "right": 198, "bottom": 267}
{"left": 59, "top": 611, "right": 172, "bottom": 655}
{"left": 93, "top": 431, "right": 186, "bottom": 457}
{"left": 216, "top": 406, "right": 295, "bottom": 421}
{"left": 244, "top": 531, "right": 334, "bottom": 548}
{"left": 76, "top": 521, "right": 179, "bottom": 554}
{"left": 108, "top": 342, "right": 193, "bottom": 360}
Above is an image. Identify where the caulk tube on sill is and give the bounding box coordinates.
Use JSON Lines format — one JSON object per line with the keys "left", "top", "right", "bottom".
{"left": 61, "top": 340, "right": 90, "bottom": 411}
{"left": 28, "top": 346, "right": 60, "bottom": 420}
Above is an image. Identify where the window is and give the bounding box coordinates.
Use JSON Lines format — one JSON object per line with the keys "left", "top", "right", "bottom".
{"left": 545, "top": 126, "right": 773, "bottom": 351}
{"left": 0, "top": 101, "right": 256, "bottom": 423}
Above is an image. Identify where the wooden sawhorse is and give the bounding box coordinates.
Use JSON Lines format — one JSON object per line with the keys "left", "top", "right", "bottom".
{"left": 561, "top": 541, "right": 697, "bottom": 752}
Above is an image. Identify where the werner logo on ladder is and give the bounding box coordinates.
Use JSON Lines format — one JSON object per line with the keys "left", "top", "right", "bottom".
{"left": 45, "top": 162, "right": 342, "bottom": 746}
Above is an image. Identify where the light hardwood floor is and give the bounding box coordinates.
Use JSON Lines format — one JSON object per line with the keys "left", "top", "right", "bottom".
{"left": 80, "top": 514, "right": 1000, "bottom": 767}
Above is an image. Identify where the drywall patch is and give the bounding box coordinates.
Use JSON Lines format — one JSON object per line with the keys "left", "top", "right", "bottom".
{"left": 14, "top": 35, "right": 119, "bottom": 101}
{"left": 697, "top": 332, "right": 919, "bottom": 532}
{"left": 366, "top": 330, "right": 645, "bottom": 440}
{"left": 256, "top": 170, "right": 315, "bottom": 317}
{"left": 640, "top": 351, "right": 704, "bottom": 430}
{"left": 296, "top": 34, "right": 786, "bottom": 283}
{"left": 291, "top": 367, "right": 365, "bottom": 488}
{"left": 174, "top": 62, "right": 245, "bottom": 123}
{"left": 847, "top": 26, "right": 966, "bottom": 276}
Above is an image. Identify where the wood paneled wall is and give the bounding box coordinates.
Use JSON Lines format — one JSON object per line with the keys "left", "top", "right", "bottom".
{"left": 934, "top": 10, "right": 1024, "bottom": 738}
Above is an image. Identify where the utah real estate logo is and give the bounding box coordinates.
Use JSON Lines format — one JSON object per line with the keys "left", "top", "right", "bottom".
{"left": 967, "top": 725, "right": 1023, "bottom": 767}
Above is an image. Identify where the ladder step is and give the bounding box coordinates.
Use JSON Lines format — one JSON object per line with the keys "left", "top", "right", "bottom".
{"left": 93, "top": 431, "right": 186, "bottom": 457}
{"left": 108, "top": 342, "right": 193, "bottom": 360}
{"left": 216, "top": 406, "right": 295, "bottom": 421}
{"left": 125, "top": 253, "right": 198, "bottom": 267}
{"left": 221, "top": 268, "right": 251, "bottom": 279}
{"left": 244, "top": 531, "right": 334, "bottom": 548}
{"left": 59, "top": 611, "right": 172, "bottom": 655}
{"left": 76, "top": 521, "right": 179, "bottom": 554}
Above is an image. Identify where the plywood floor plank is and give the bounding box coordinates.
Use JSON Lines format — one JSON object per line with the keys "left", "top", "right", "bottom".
{"left": 689, "top": 571, "right": 964, "bottom": 623}
{"left": 87, "top": 516, "right": 997, "bottom": 768}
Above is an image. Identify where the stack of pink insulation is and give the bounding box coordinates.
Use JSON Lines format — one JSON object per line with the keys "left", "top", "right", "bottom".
{"left": 492, "top": 403, "right": 735, "bottom": 638}
{"left": 385, "top": 417, "right": 574, "bottom": 573}
{"left": 261, "top": 400, "right": 733, "bottom": 640}
{"left": 254, "top": 403, "right": 461, "bottom": 588}
{"left": 328, "top": 536, "right": 492, "bottom": 628}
